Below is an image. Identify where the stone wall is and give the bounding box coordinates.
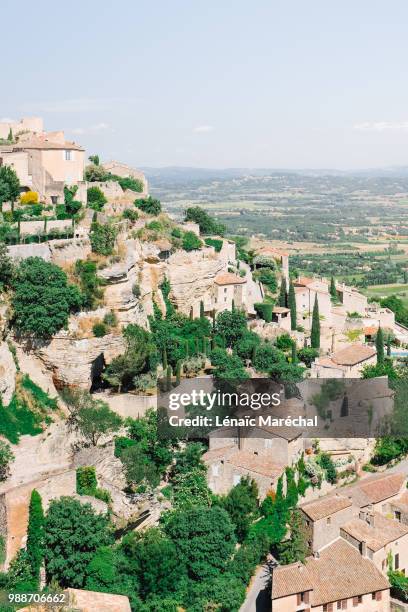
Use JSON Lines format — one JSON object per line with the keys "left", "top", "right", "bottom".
{"left": 7, "top": 237, "right": 91, "bottom": 264}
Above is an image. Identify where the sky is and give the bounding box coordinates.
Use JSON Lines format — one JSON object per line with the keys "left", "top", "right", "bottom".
{"left": 2, "top": 0, "right": 408, "bottom": 170}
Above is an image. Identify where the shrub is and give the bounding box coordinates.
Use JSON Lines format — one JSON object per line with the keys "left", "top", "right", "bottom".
{"left": 76, "top": 466, "right": 97, "bottom": 496}
{"left": 114, "top": 436, "right": 137, "bottom": 458}
{"left": 87, "top": 186, "right": 107, "bottom": 211}
{"left": 0, "top": 440, "right": 14, "bottom": 481}
{"left": 93, "top": 322, "right": 107, "bottom": 337}
{"left": 122, "top": 208, "right": 139, "bottom": 221}
{"left": 182, "top": 231, "right": 202, "bottom": 252}
{"left": 132, "top": 283, "right": 141, "bottom": 297}
{"left": 103, "top": 311, "right": 117, "bottom": 327}
{"left": 117, "top": 176, "right": 144, "bottom": 192}
{"left": 171, "top": 227, "right": 182, "bottom": 238}
{"left": 94, "top": 488, "right": 112, "bottom": 504}
{"left": 133, "top": 372, "right": 157, "bottom": 392}
{"left": 134, "top": 196, "right": 161, "bottom": 216}
{"left": 205, "top": 237, "right": 223, "bottom": 252}
{"left": 184, "top": 206, "right": 226, "bottom": 235}
{"left": 254, "top": 302, "right": 273, "bottom": 322}
{"left": 20, "top": 191, "right": 39, "bottom": 205}
{"left": 90, "top": 222, "right": 117, "bottom": 255}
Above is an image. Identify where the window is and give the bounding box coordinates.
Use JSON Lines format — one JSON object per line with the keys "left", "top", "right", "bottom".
{"left": 352, "top": 595, "right": 362, "bottom": 606}
{"left": 264, "top": 439, "right": 273, "bottom": 449}
{"left": 337, "top": 601, "right": 347, "bottom": 609}
{"left": 327, "top": 516, "right": 331, "bottom": 525}
{"left": 395, "top": 511, "right": 402, "bottom": 521}
{"left": 64, "top": 150, "right": 73, "bottom": 161}
{"left": 323, "top": 604, "right": 333, "bottom": 612}
{"left": 297, "top": 591, "right": 309, "bottom": 604}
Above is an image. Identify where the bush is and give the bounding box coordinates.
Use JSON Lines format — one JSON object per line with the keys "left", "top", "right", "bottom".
{"left": 184, "top": 206, "right": 225, "bottom": 235}
{"left": 76, "top": 466, "right": 97, "bottom": 496}
{"left": 117, "top": 176, "right": 144, "bottom": 192}
{"left": 114, "top": 436, "right": 137, "bottom": 458}
{"left": 135, "top": 196, "right": 161, "bottom": 215}
{"left": 182, "top": 231, "right": 202, "bottom": 252}
{"left": 20, "top": 191, "right": 39, "bottom": 205}
{"left": 94, "top": 488, "right": 112, "bottom": 504}
{"left": 93, "top": 322, "right": 107, "bottom": 337}
{"left": 90, "top": 222, "right": 117, "bottom": 255}
{"left": 205, "top": 237, "right": 223, "bottom": 252}
{"left": 87, "top": 186, "right": 107, "bottom": 211}
{"left": 122, "top": 208, "right": 139, "bottom": 221}
{"left": 103, "top": 311, "right": 117, "bottom": 327}
{"left": 132, "top": 283, "right": 141, "bottom": 297}
{"left": 0, "top": 440, "right": 14, "bottom": 481}
{"left": 254, "top": 302, "right": 273, "bottom": 322}
{"left": 133, "top": 372, "right": 157, "bottom": 392}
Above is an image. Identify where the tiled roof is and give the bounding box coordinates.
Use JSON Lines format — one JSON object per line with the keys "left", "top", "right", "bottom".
{"left": 300, "top": 495, "right": 352, "bottom": 521}
{"left": 294, "top": 277, "right": 315, "bottom": 287}
{"left": 273, "top": 306, "right": 290, "bottom": 313}
{"left": 341, "top": 513, "right": 408, "bottom": 552}
{"left": 226, "top": 449, "right": 284, "bottom": 478}
{"left": 391, "top": 491, "right": 408, "bottom": 512}
{"left": 342, "top": 473, "right": 406, "bottom": 507}
{"left": 256, "top": 246, "right": 289, "bottom": 257}
{"left": 215, "top": 272, "right": 246, "bottom": 285}
{"left": 13, "top": 137, "right": 83, "bottom": 151}
{"left": 331, "top": 344, "right": 376, "bottom": 366}
{"left": 272, "top": 539, "right": 389, "bottom": 605}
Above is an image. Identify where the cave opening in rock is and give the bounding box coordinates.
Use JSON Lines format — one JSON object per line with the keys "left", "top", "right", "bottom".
{"left": 90, "top": 353, "right": 107, "bottom": 393}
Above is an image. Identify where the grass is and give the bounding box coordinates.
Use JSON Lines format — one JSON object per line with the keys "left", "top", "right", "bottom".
{"left": 362, "top": 283, "right": 408, "bottom": 306}
{"left": 0, "top": 374, "right": 58, "bottom": 444}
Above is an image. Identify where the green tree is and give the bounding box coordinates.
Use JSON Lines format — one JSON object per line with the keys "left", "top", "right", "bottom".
{"left": 277, "top": 510, "right": 308, "bottom": 565}
{"left": 12, "top": 257, "right": 82, "bottom": 339}
{"left": 0, "top": 241, "right": 15, "bottom": 289}
{"left": 210, "top": 348, "right": 249, "bottom": 379}
{"left": 26, "top": 490, "right": 45, "bottom": 585}
{"left": 87, "top": 186, "right": 107, "bottom": 211}
{"left": 90, "top": 222, "right": 117, "bottom": 255}
{"left": 63, "top": 389, "right": 122, "bottom": 445}
{"left": 120, "top": 529, "right": 181, "bottom": 599}
{"left": 103, "top": 324, "right": 154, "bottom": 392}
{"left": 121, "top": 444, "right": 160, "bottom": 488}
{"left": 387, "top": 336, "right": 392, "bottom": 357}
{"left": 184, "top": 206, "right": 226, "bottom": 235}
{"left": 297, "top": 347, "right": 319, "bottom": 367}
{"left": 182, "top": 231, "right": 202, "bottom": 252}
{"left": 134, "top": 196, "right": 161, "bottom": 215}
{"left": 44, "top": 497, "right": 113, "bottom": 588}
{"left": 253, "top": 343, "right": 285, "bottom": 373}
{"left": 376, "top": 326, "right": 385, "bottom": 364}
{"left": 278, "top": 277, "right": 287, "bottom": 307}
{"left": 88, "top": 154, "right": 100, "bottom": 165}
{"left": 215, "top": 309, "right": 247, "bottom": 347}
{"left": 310, "top": 294, "right": 320, "bottom": 349}
{"left": 222, "top": 476, "right": 259, "bottom": 542}
{"left": 288, "top": 280, "right": 296, "bottom": 330}
{"left": 85, "top": 546, "right": 135, "bottom": 601}
{"left": 163, "top": 505, "right": 236, "bottom": 581}
{"left": 0, "top": 440, "right": 14, "bottom": 481}
{"left": 0, "top": 165, "right": 20, "bottom": 212}
{"left": 330, "top": 276, "right": 336, "bottom": 299}
{"left": 234, "top": 330, "right": 261, "bottom": 361}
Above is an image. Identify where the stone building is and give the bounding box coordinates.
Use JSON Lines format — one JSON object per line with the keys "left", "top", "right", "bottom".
{"left": 0, "top": 121, "right": 85, "bottom": 203}
{"left": 271, "top": 539, "right": 390, "bottom": 612}
{"left": 340, "top": 510, "right": 408, "bottom": 575}
{"left": 299, "top": 494, "right": 356, "bottom": 553}
{"left": 213, "top": 271, "right": 247, "bottom": 312}
{"left": 310, "top": 344, "right": 376, "bottom": 378}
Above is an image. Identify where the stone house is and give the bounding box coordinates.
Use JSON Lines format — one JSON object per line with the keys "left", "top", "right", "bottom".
{"left": 0, "top": 128, "right": 85, "bottom": 203}
{"left": 272, "top": 306, "right": 291, "bottom": 331}
{"left": 310, "top": 344, "right": 376, "bottom": 378}
{"left": 294, "top": 277, "right": 332, "bottom": 328}
{"left": 0, "top": 116, "right": 43, "bottom": 140}
{"left": 387, "top": 491, "right": 408, "bottom": 526}
{"left": 340, "top": 510, "right": 408, "bottom": 575}
{"left": 336, "top": 283, "right": 368, "bottom": 315}
{"left": 341, "top": 473, "right": 407, "bottom": 513}
{"left": 213, "top": 271, "right": 247, "bottom": 312}
{"left": 299, "top": 494, "right": 356, "bottom": 553}
{"left": 102, "top": 160, "right": 148, "bottom": 195}
{"left": 271, "top": 538, "right": 390, "bottom": 612}
{"left": 203, "top": 423, "right": 303, "bottom": 497}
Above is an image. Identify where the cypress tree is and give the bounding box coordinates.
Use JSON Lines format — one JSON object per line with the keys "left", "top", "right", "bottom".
{"left": 26, "top": 489, "right": 45, "bottom": 585}
{"left": 163, "top": 346, "right": 168, "bottom": 369}
{"left": 176, "top": 361, "right": 182, "bottom": 386}
{"left": 330, "top": 276, "right": 336, "bottom": 299}
{"left": 166, "top": 365, "right": 172, "bottom": 391}
{"left": 212, "top": 309, "right": 216, "bottom": 331}
{"left": 376, "top": 326, "right": 384, "bottom": 364}
{"left": 231, "top": 299, "right": 235, "bottom": 311}
{"left": 194, "top": 337, "right": 199, "bottom": 355}
{"left": 288, "top": 280, "right": 296, "bottom": 330}
{"left": 7, "top": 128, "right": 13, "bottom": 142}
{"left": 291, "top": 342, "right": 297, "bottom": 364}
{"left": 310, "top": 294, "right": 320, "bottom": 349}
{"left": 387, "top": 336, "right": 392, "bottom": 357}
{"left": 189, "top": 306, "right": 193, "bottom": 320}
{"left": 277, "top": 509, "right": 308, "bottom": 565}
{"left": 278, "top": 277, "right": 287, "bottom": 307}
{"left": 200, "top": 300, "right": 204, "bottom": 319}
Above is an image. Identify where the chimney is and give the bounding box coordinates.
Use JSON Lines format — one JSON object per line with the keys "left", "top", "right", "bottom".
{"left": 313, "top": 551, "right": 320, "bottom": 559}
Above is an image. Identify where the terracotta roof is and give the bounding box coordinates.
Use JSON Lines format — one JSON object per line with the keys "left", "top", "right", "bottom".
{"left": 201, "top": 446, "right": 235, "bottom": 462}
{"left": 215, "top": 272, "right": 246, "bottom": 285}
{"left": 256, "top": 246, "right": 289, "bottom": 257}
{"left": 226, "top": 449, "right": 284, "bottom": 478}
{"left": 341, "top": 513, "right": 408, "bottom": 552}
{"left": 342, "top": 473, "right": 406, "bottom": 507}
{"left": 272, "top": 539, "right": 389, "bottom": 605}
{"left": 391, "top": 491, "right": 408, "bottom": 512}
{"left": 273, "top": 306, "right": 290, "bottom": 314}
{"left": 364, "top": 326, "right": 378, "bottom": 335}
{"left": 294, "top": 277, "right": 315, "bottom": 287}
{"left": 13, "top": 137, "right": 83, "bottom": 151}
{"left": 331, "top": 344, "right": 376, "bottom": 366}
{"left": 300, "top": 495, "right": 352, "bottom": 521}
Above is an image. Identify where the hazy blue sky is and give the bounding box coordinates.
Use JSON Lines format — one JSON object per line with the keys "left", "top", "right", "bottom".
{"left": 2, "top": 0, "right": 408, "bottom": 169}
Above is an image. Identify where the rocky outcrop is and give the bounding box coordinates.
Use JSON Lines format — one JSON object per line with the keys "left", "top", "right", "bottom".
{"left": 167, "top": 248, "right": 225, "bottom": 315}
{"left": 34, "top": 332, "right": 126, "bottom": 389}
{"left": 7, "top": 238, "right": 91, "bottom": 265}
{"left": 0, "top": 341, "right": 16, "bottom": 405}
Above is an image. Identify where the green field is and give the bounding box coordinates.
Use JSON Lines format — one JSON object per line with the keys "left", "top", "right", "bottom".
{"left": 363, "top": 283, "right": 408, "bottom": 306}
